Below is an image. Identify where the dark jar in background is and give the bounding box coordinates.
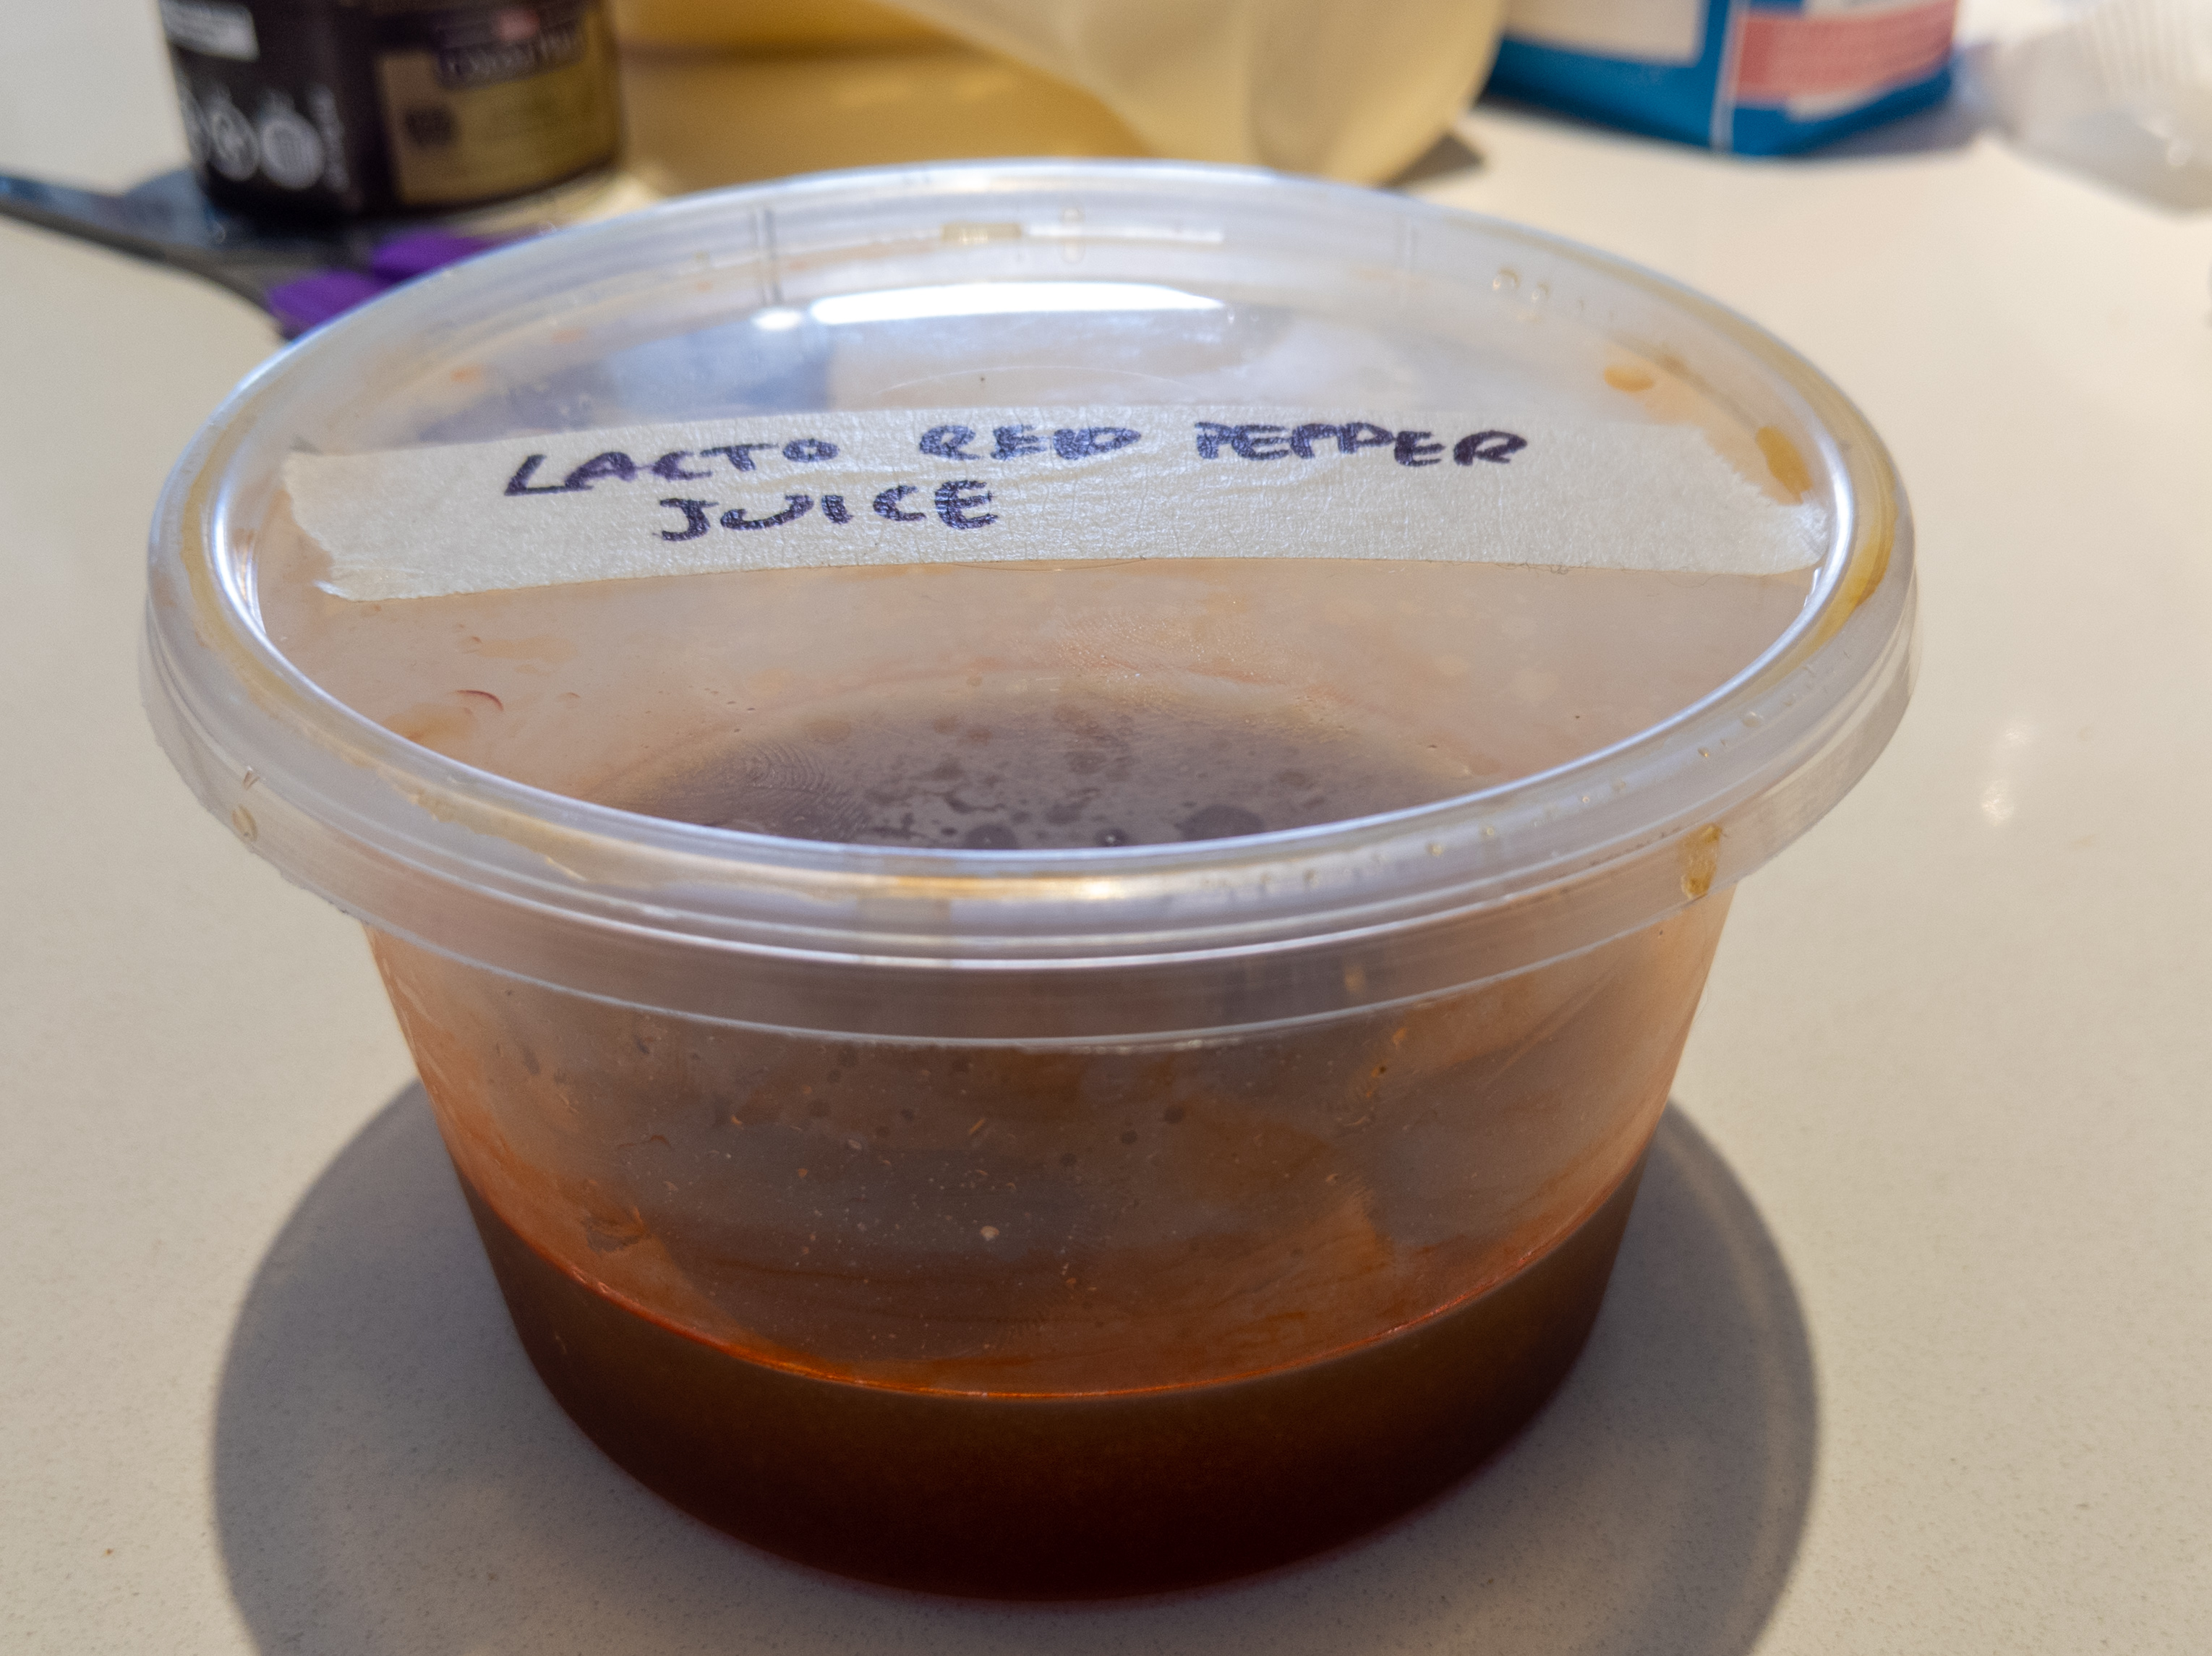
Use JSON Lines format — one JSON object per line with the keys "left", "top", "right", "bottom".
{"left": 160, "top": 0, "right": 622, "bottom": 220}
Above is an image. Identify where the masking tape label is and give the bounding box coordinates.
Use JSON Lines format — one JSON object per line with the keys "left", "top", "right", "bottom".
{"left": 283, "top": 406, "right": 1826, "bottom": 601}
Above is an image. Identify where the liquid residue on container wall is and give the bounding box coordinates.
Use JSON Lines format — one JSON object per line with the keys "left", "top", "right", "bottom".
{"left": 1755, "top": 427, "right": 1812, "bottom": 500}
{"left": 1679, "top": 822, "right": 1722, "bottom": 899}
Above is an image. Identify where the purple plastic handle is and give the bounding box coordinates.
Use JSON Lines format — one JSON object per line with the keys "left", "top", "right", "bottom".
{"left": 267, "top": 231, "right": 507, "bottom": 338}
{"left": 370, "top": 230, "right": 501, "bottom": 281}
{"left": 265, "top": 269, "right": 390, "bottom": 337}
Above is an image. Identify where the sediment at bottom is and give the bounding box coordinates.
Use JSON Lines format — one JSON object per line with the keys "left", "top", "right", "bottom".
{"left": 463, "top": 1153, "right": 1646, "bottom": 1598}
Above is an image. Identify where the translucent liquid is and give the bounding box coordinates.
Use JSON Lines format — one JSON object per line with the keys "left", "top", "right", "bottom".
{"left": 370, "top": 687, "right": 1733, "bottom": 1591}
{"left": 454, "top": 1145, "right": 1649, "bottom": 1597}
{"left": 381, "top": 815, "right": 1720, "bottom": 1592}
{"left": 272, "top": 544, "right": 1786, "bottom": 1591}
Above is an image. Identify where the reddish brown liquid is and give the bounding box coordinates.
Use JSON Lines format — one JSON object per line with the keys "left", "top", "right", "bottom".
{"left": 371, "top": 682, "right": 1717, "bottom": 1596}
{"left": 461, "top": 1153, "right": 1644, "bottom": 1598}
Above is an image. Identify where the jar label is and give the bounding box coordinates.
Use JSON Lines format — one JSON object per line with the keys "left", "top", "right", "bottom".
{"left": 373, "top": 1, "right": 619, "bottom": 208}
{"left": 160, "top": 0, "right": 260, "bottom": 61}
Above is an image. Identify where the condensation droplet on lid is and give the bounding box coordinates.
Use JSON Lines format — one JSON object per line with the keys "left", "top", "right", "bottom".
{"left": 941, "top": 221, "right": 1022, "bottom": 246}
{"left": 1493, "top": 268, "right": 1519, "bottom": 292}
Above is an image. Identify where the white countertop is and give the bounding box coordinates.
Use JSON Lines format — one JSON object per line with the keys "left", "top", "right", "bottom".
{"left": 4, "top": 6, "right": 2208, "bottom": 1652}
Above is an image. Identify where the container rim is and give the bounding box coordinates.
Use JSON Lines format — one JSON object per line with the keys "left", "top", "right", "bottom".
{"left": 144, "top": 158, "right": 1915, "bottom": 996}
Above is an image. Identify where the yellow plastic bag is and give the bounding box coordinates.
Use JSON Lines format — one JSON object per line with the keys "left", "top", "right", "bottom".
{"left": 611, "top": 0, "right": 947, "bottom": 53}
{"left": 891, "top": 0, "right": 1503, "bottom": 180}
{"left": 613, "top": 0, "right": 1504, "bottom": 182}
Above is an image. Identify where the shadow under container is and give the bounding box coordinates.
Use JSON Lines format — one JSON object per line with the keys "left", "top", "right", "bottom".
{"left": 142, "top": 162, "right": 1916, "bottom": 1598}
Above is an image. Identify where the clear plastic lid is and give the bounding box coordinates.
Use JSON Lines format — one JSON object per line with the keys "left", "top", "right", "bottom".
{"left": 144, "top": 161, "right": 1915, "bottom": 1038}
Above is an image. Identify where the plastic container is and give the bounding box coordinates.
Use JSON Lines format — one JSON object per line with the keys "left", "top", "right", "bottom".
{"left": 143, "top": 161, "right": 1915, "bottom": 1598}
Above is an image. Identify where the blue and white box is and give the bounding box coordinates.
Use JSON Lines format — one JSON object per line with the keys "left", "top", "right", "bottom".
{"left": 1488, "top": 0, "right": 1960, "bottom": 154}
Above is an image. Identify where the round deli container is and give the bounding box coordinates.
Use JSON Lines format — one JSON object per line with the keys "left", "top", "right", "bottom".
{"left": 144, "top": 161, "right": 1915, "bottom": 1598}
